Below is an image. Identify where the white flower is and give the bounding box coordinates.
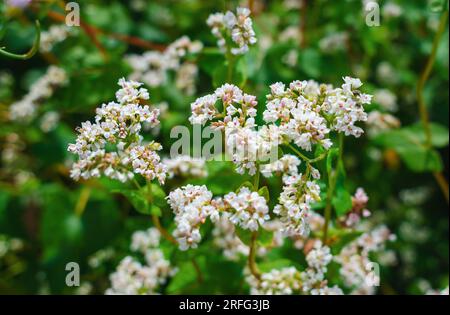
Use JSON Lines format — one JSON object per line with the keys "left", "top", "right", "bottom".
{"left": 167, "top": 185, "right": 218, "bottom": 250}
{"left": 10, "top": 66, "right": 67, "bottom": 122}
{"left": 246, "top": 267, "right": 302, "bottom": 295}
{"left": 274, "top": 172, "right": 321, "bottom": 237}
{"left": 163, "top": 155, "right": 207, "bottom": 178}
{"left": 68, "top": 79, "right": 166, "bottom": 184}
{"left": 106, "top": 226, "right": 176, "bottom": 295}
{"left": 207, "top": 7, "right": 257, "bottom": 55}
{"left": 189, "top": 94, "right": 219, "bottom": 125}
{"left": 373, "top": 89, "right": 398, "bottom": 112}
{"left": 130, "top": 228, "right": 161, "bottom": 253}
{"left": 223, "top": 187, "right": 270, "bottom": 231}
{"left": 319, "top": 32, "right": 348, "bottom": 53}
{"left": 40, "top": 25, "right": 74, "bottom": 52}
{"left": 261, "top": 154, "right": 301, "bottom": 177}
{"left": 366, "top": 111, "right": 400, "bottom": 136}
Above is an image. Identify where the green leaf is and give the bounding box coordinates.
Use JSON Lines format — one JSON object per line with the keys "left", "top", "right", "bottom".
{"left": 235, "top": 226, "right": 252, "bottom": 245}
{"left": 151, "top": 184, "right": 167, "bottom": 208}
{"left": 332, "top": 188, "right": 353, "bottom": 217}
{"left": 113, "top": 189, "right": 150, "bottom": 215}
{"left": 330, "top": 230, "right": 364, "bottom": 255}
{"left": 258, "top": 228, "right": 274, "bottom": 246}
{"left": 166, "top": 261, "right": 197, "bottom": 294}
{"left": 374, "top": 125, "right": 445, "bottom": 172}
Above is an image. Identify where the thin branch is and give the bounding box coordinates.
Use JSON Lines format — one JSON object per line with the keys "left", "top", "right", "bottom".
{"left": 0, "top": 20, "right": 41, "bottom": 60}
{"left": 416, "top": 10, "right": 449, "bottom": 204}
{"left": 45, "top": 10, "right": 166, "bottom": 52}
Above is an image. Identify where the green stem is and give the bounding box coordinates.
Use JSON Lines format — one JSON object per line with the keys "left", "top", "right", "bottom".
{"left": 226, "top": 49, "right": 235, "bottom": 82}
{"left": 287, "top": 143, "right": 328, "bottom": 164}
{"left": 416, "top": 9, "right": 449, "bottom": 204}
{"left": 0, "top": 20, "right": 41, "bottom": 60}
{"left": 322, "top": 133, "right": 344, "bottom": 244}
{"left": 248, "top": 164, "right": 262, "bottom": 279}
{"left": 249, "top": 231, "right": 261, "bottom": 279}
{"left": 417, "top": 10, "right": 448, "bottom": 147}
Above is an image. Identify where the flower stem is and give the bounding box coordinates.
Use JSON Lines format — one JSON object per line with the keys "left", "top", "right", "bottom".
{"left": 0, "top": 20, "right": 40, "bottom": 60}
{"left": 249, "top": 231, "right": 261, "bottom": 279}
{"left": 322, "top": 133, "right": 344, "bottom": 244}
{"left": 146, "top": 182, "right": 178, "bottom": 245}
{"left": 416, "top": 9, "right": 449, "bottom": 204}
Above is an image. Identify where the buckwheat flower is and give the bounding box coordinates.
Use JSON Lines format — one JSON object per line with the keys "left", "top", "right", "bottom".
{"left": 382, "top": 2, "right": 403, "bottom": 18}
{"left": 207, "top": 7, "right": 257, "bottom": 55}
{"left": 68, "top": 79, "right": 166, "bottom": 184}
{"left": 106, "top": 253, "right": 175, "bottom": 295}
{"left": 6, "top": 0, "right": 32, "bottom": 8}
{"left": 325, "top": 77, "right": 371, "bottom": 137}
{"left": 223, "top": 187, "right": 269, "bottom": 231}
{"left": 263, "top": 80, "right": 332, "bottom": 151}
{"left": 163, "top": 155, "right": 207, "bottom": 179}
{"left": 130, "top": 228, "right": 161, "bottom": 253}
{"left": 310, "top": 286, "right": 344, "bottom": 295}
{"left": 175, "top": 62, "right": 199, "bottom": 96}
{"left": 107, "top": 226, "right": 176, "bottom": 295}
{"left": 9, "top": 66, "right": 67, "bottom": 122}
{"left": 300, "top": 241, "right": 342, "bottom": 295}
{"left": 426, "top": 287, "right": 449, "bottom": 295}
{"left": 167, "top": 185, "right": 218, "bottom": 250}
{"left": 376, "top": 61, "right": 398, "bottom": 84}
{"left": 127, "top": 51, "right": 170, "bottom": 87}
{"left": 366, "top": 111, "right": 401, "bottom": 136}
{"left": 373, "top": 89, "right": 398, "bottom": 112}
{"left": 246, "top": 267, "right": 302, "bottom": 295}
{"left": 335, "top": 225, "right": 394, "bottom": 294}
{"left": 274, "top": 172, "right": 321, "bottom": 237}
{"left": 189, "top": 94, "right": 219, "bottom": 125}
{"left": 116, "top": 78, "right": 150, "bottom": 104}
{"left": 319, "top": 32, "right": 349, "bottom": 53}
{"left": 341, "top": 187, "right": 371, "bottom": 228}
{"left": 40, "top": 25, "right": 73, "bottom": 53}
{"left": 212, "top": 216, "right": 249, "bottom": 261}
{"left": 261, "top": 154, "right": 301, "bottom": 177}
{"left": 305, "top": 241, "right": 333, "bottom": 272}
{"left": 166, "top": 36, "right": 203, "bottom": 62}
{"left": 39, "top": 111, "right": 60, "bottom": 133}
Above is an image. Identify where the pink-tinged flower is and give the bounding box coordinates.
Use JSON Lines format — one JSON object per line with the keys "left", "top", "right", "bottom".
{"left": 6, "top": 0, "right": 32, "bottom": 8}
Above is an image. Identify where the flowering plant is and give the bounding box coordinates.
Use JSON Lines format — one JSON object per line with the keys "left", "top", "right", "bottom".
{"left": 0, "top": 0, "right": 448, "bottom": 296}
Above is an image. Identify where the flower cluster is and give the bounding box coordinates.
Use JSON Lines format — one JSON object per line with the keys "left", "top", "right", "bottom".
{"left": 126, "top": 36, "right": 202, "bottom": 95}
{"left": 301, "top": 241, "right": 344, "bottom": 295}
{"left": 246, "top": 267, "right": 302, "bottom": 295}
{"left": 190, "top": 83, "right": 271, "bottom": 175}
{"left": 340, "top": 188, "right": 372, "bottom": 228}
{"left": 335, "top": 225, "right": 395, "bottom": 294}
{"left": 366, "top": 111, "right": 401, "bottom": 136}
{"left": 167, "top": 185, "right": 219, "bottom": 250}
{"left": 223, "top": 187, "right": 270, "bottom": 231}
{"left": 106, "top": 228, "right": 176, "bottom": 295}
{"left": 163, "top": 155, "right": 207, "bottom": 179}
{"left": 40, "top": 25, "right": 74, "bottom": 52}
{"left": 207, "top": 7, "right": 257, "bottom": 55}
{"left": 274, "top": 172, "right": 321, "bottom": 237}
{"left": 68, "top": 78, "right": 167, "bottom": 184}
{"left": 264, "top": 77, "right": 371, "bottom": 151}
{"left": 9, "top": 66, "right": 67, "bottom": 121}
